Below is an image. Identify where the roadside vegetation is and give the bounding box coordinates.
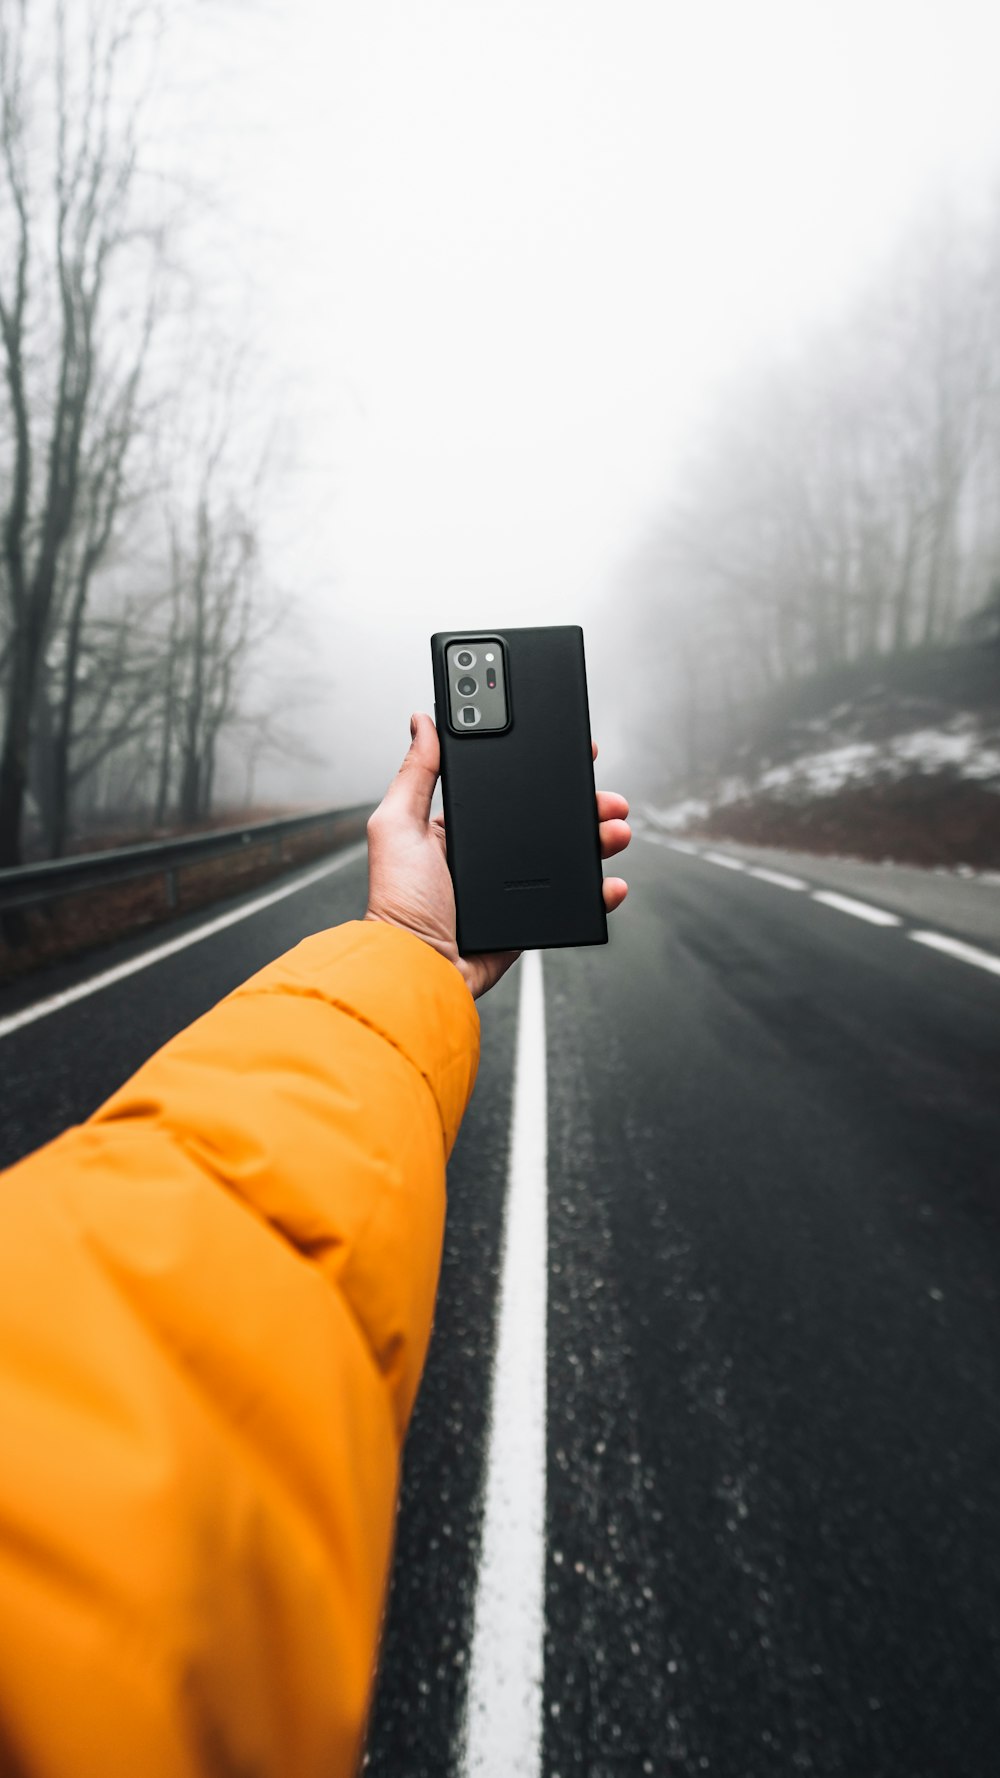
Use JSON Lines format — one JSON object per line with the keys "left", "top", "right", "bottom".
{"left": 634, "top": 198, "right": 1000, "bottom": 866}
{"left": 0, "top": 0, "right": 302, "bottom": 873}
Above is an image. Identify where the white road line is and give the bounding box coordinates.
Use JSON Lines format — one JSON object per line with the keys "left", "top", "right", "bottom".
{"left": 811, "top": 890, "right": 902, "bottom": 927}
{"left": 460, "top": 949, "right": 547, "bottom": 1778}
{"left": 748, "top": 866, "right": 808, "bottom": 891}
{"left": 0, "top": 844, "right": 366, "bottom": 1043}
{"left": 641, "top": 831, "right": 1000, "bottom": 975}
{"left": 909, "top": 931, "right": 1000, "bottom": 979}
{"left": 703, "top": 850, "right": 746, "bottom": 871}
{"left": 642, "top": 833, "right": 701, "bottom": 855}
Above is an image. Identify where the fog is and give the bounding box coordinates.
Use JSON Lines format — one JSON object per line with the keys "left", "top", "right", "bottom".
{"left": 2, "top": 0, "right": 1000, "bottom": 859}
{"left": 169, "top": 0, "right": 1000, "bottom": 806}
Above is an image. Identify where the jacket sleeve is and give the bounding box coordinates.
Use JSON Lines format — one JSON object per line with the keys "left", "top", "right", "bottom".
{"left": 0, "top": 919, "right": 480, "bottom": 1778}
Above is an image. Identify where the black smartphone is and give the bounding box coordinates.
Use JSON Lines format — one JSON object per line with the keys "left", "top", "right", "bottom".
{"left": 430, "top": 625, "right": 607, "bottom": 953}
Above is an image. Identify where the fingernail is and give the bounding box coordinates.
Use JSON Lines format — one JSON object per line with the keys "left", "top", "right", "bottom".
{"left": 409, "top": 714, "right": 417, "bottom": 740}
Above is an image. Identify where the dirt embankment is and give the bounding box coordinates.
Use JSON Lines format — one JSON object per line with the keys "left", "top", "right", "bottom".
{"left": 695, "top": 776, "right": 1000, "bottom": 870}
{"left": 654, "top": 644, "right": 1000, "bottom": 870}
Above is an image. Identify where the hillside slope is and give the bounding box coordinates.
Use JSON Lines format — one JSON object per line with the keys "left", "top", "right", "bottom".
{"left": 650, "top": 646, "right": 1000, "bottom": 869}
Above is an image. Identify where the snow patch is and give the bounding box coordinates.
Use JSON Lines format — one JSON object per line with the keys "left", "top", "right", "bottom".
{"left": 645, "top": 796, "right": 709, "bottom": 830}
{"left": 723, "top": 718, "right": 1000, "bottom": 806}
{"left": 647, "top": 712, "right": 1000, "bottom": 836}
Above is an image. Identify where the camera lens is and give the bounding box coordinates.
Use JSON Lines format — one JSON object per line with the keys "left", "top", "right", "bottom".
{"left": 456, "top": 675, "right": 477, "bottom": 696}
{"left": 461, "top": 705, "right": 481, "bottom": 726}
{"left": 455, "top": 649, "right": 475, "bottom": 669}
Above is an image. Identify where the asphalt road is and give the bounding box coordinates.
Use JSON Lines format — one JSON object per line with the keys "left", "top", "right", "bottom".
{"left": 2, "top": 832, "right": 999, "bottom": 1777}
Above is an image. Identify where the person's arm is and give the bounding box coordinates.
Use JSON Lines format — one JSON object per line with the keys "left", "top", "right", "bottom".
{"left": 0, "top": 714, "right": 629, "bottom": 1778}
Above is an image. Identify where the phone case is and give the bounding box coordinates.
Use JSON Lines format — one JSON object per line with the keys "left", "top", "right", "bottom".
{"left": 430, "top": 625, "right": 608, "bottom": 952}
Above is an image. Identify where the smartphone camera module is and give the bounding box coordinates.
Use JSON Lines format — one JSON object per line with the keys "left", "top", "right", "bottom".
{"left": 444, "top": 637, "right": 507, "bottom": 734}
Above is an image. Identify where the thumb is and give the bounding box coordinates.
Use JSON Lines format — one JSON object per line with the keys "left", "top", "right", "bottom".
{"left": 386, "top": 711, "right": 440, "bottom": 826}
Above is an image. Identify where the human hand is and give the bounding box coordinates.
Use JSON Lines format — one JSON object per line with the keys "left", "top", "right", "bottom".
{"left": 365, "top": 712, "right": 631, "bottom": 1000}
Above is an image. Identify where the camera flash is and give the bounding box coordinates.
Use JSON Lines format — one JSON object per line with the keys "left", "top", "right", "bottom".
{"left": 485, "top": 651, "right": 495, "bottom": 662}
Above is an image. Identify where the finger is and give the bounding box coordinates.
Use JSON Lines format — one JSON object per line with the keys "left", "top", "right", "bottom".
{"left": 599, "top": 817, "right": 631, "bottom": 860}
{"left": 380, "top": 712, "right": 440, "bottom": 827}
{"left": 603, "top": 876, "right": 628, "bottom": 912}
{"left": 430, "top": 812, "right": 446, "bottom": 832}
{"left": 596, "top": 789, "right": 628, "bottom": 822}
{"left": 592, "top": 740, "right": 599, "bottom": 762}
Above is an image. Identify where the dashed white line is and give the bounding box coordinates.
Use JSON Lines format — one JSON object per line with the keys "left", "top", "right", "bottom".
{"left": 703, "top": 850, "right": 746, "bottom": 871}
{"left": 748, "top": 867, "right": 808, "bottom": 892}
{"left": 909, "top": 931, "right": 1000, "bottom": 978}
{"left": 0, "top": 844, "right": 366, "bottom": 1043}
{"left": 642, "top": 831, "right": 1000, "bottom": 978}
{"left": 810, "top": 891, "right": 903, "bottom": 928}
{"left": 460, "top": 949, "right": 547, "bottom": 1778}
{"left": 645, "top": 834, "right": 700, "bottom": 855}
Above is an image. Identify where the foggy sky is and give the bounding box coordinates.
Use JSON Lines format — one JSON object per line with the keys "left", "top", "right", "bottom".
{"left": 169, "top": 0, "right": 1000, "bottom": 806}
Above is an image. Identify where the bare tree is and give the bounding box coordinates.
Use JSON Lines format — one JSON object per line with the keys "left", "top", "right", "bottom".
{"left": 175, "top": 478, "right": 259, "bottom": 824}
{"left": 45, "top": 316, "right": 156, "bottom": 853}
{"left": 629, "top": 194, "right": 1000, "bottom": 794}
{"left": 0, "top": 0, "right": 163, "bottom": 865}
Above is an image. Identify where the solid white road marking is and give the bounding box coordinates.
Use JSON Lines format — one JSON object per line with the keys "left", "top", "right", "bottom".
{"left": 460, "top": 949, "right": 547, "bottom": 1778}
{"left": 748, "top": 866, "right": 808, "bottom": 891}
{"left": 811, "top": 890, "right": 902, "bottom": 928}
{"left": 909, "top": 931, "right": 1000, "bottom": 979}
{"left": 703, "top": 850, "right": 746, "bottom": 871}
{"left": 0, "top": 844, "right": 366, "bottom": 1043}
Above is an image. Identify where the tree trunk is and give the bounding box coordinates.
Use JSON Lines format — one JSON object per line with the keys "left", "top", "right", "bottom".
{"left": 0, "top": 618, "right": 43, "bottom": 867}
{"left": 154, "top": 688, "right": 174, "bottom": 827}
{"left": 179, "top": 747, "right": 201, "bottom": 827}
{"left": 891, "top": 518, "right": 919, "bottom": 653}
{"left": 31, "top": 674, "right": 59, "bottom": 854}
{"left": 922, "top": 490, "right": 958, "bottom": 645}
{"left": 50, "top": 598, "right": 87, "bottom": 857}
{"left": 155, "top": 562, "right": 182, "bottom": 825}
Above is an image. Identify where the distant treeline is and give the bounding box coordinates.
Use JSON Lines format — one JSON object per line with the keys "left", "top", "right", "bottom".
{"left": 0, "top": 1, "right": 293, "bottom": 868}
{"left": 636, "top": 198, "right": 1000, "bottom": 785}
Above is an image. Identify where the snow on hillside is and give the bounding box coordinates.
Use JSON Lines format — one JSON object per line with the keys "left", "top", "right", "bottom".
{"left": 649, "top": 713, "right": 1000, "bottom": 833}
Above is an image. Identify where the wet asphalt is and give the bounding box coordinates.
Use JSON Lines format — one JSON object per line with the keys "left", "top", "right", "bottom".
{"left": 2, "top": 835, "right": 1000, "bottom": 1777}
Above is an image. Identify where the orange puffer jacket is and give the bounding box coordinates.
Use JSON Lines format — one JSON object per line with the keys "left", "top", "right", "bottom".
{"left": 0, "top": 920, "right": 480, "bottom": 1778}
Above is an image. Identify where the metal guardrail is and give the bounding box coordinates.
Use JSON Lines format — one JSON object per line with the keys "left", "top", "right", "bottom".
{"left": 0, "top": 804, "right": 372, "bottom": 916}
